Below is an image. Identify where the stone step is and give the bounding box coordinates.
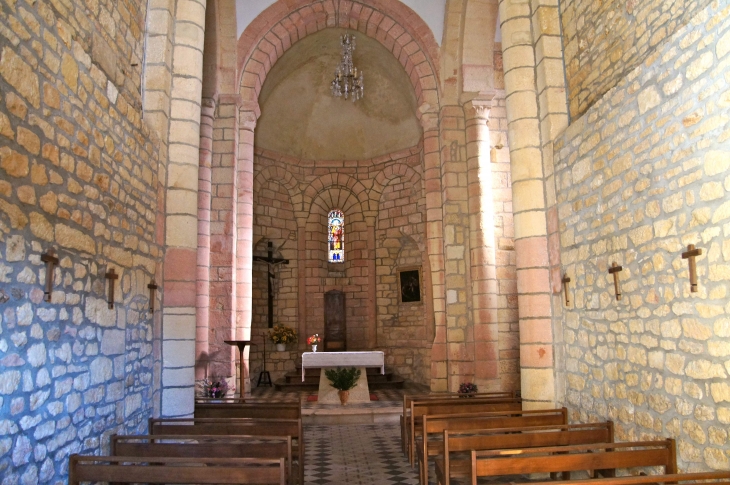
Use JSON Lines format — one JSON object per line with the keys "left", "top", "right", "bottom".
{"left": 273, "top": 374, "right": 405, "bottom": 392}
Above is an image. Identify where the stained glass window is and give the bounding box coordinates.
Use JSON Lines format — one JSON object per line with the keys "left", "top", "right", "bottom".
{"left": 328, "top": 209, "right": 344, "bottom": 263}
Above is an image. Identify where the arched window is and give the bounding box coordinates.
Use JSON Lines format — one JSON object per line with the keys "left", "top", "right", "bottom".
{"left": 328, "top": 209, "right": 344, "bottom": 263}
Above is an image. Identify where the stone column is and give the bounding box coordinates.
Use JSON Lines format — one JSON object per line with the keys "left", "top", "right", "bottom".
{"left": 196, "top": 97, "right": 215, "bottom": 379}
{"left": 465, "top": 94, "right": 501, "bottom": 391}
{"left": 235, "top": 108, "right": 257, "bottom": 396}
{"left": 420, "top": 112, "right": 448, "bottom": 391}
{"left": 207, "top": 95, "right": 240, "bottom": 379}
{"left": 499, "top": 0, "right": 568, "bottom": 407}
{"left": 161, "top": 0, "right": 207, "bottom": 417}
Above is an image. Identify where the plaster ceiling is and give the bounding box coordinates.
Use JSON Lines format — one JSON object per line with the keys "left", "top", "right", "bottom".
{"left": 236, "top": 0, "right": 447, "bottom": 44}
{"left": 255, "top": 28, "right": 421, "bottom": 160}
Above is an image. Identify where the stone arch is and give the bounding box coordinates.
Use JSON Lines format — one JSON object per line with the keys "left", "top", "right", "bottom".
{"left": 302, "top": 173, "right": 371, "bottom": 221}
{"left": 237, "top": 0, "right": 441, "bottom": 116}
{"left": 371, "top": 163, "right": 423, "bottom": 206}
{"left": 253, "top": 165, "right": 301, "bottom": 206}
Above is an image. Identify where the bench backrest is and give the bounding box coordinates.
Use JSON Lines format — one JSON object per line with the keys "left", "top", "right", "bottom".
{"left": 111, "top": 434, "right": 291, "bottom": 459}
{"left": 445, "top": 422, "right": 614, "bottom": 453}
{"left": 194, "top": 402, "right": 301, "bottom": 419}
{"left": 403, "top": 391, "right": 517, "bottom": 417}
{"left": 411, "top": 398, "right": 522, "bottom": 422}
{"left": 149, "top": 417, "right": 301, "bottom": 438}
{"left": 470, "top": 439, "right": 677, "bottom": 484}
{"left": 423, "top": 407, "right": 568, "bottom": 437}
{"left": 68, "top": 455, "right": 286, "bottom": 484}
{"left": 525, "top": 471, "right": 730, "bottom": 485}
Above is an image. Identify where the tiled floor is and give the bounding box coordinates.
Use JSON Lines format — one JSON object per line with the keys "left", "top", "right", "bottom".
{"left": 305, "top": 423, "right": 421, "bottom": 485}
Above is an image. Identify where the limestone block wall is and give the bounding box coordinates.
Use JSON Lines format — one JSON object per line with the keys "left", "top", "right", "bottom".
{"left": 561, "top": 0, "right": 714, "bottom": 119}
{"left": 555, "top": 2, "right": 730, "bottom": 471}
{"left": 0, "top": 1, "right": 161, "bottom": 483}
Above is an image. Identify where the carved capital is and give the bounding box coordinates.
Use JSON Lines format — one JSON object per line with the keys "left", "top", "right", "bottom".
{"left": 466, "top": 90, "right": 497, "bottom": 121}
{"left": 239, "top": 109, "right": 258, "bottom": 131}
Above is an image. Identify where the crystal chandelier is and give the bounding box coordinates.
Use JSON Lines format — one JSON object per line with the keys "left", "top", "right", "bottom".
{"left": 330, "top": 32, "right": 364, "bottom": 102}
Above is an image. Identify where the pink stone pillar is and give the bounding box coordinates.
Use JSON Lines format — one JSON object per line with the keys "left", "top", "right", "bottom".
{"left": 420, "top": 112, "right": 448, "bottom": 392}
{"left": 196, "top": 97, "right": 215, "bottom": 379}
{"left": 465, "top": 94, "right": 500, "bottom": 391}
{"left": 235, "top": 107, "right": 257, "bottom": 396}
{"left": 207, "top": 95, "right": 240, "bottom": 380}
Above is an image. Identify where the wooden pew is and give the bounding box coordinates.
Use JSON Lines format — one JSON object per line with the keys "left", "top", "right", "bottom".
{"left": 407, "top": 397, "right": 522, "bottom": 465}
{"left": 431, "top": 421, "right": 613, "bottom": 485}
{"left": 111, "top": 434, "right": 293, "bottom": 484}
{"left": 401, "top": 391, "right": 517, "bottom": 453}
{"left": 195, "top": 401, "right": 301, "bottom": 419}
{"left": 68, "top": 455, "right": 286, "bottom": 484}
{"left": 524, "top": 471, "right": 730, "bottom": 485}
{"left": 463, "top": 439, "right": 677, "bottom": 485}
{"left": 149, "top": 417, "right": 304, "bottom": 485}
{"left": 416, "top": 408, "right": 569, "bottom": 485}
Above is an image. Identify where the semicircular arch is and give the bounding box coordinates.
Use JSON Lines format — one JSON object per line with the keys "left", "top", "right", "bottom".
{"left": 237, "top": 0, "right": 440, "bottom": 117}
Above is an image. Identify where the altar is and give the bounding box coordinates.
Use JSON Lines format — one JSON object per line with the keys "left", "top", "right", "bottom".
{"left": 301, "top": 351, "right": 385, "bottom": 404}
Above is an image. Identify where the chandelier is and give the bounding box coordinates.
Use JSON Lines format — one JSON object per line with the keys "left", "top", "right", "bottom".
{"left": 330, "top": 32, "right": 364, "bottom": 102}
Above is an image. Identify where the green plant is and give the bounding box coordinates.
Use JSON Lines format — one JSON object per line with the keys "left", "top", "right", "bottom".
{"left": 324, "top": 367, "right": 361, "bottom": 391}
{"left": 269, "top": 324, "right": 298, "bottom": 344}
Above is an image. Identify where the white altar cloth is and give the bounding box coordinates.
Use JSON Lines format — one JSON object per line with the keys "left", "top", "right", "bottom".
{"left": 301, "top": 351, "right": 385, "bottom": 382}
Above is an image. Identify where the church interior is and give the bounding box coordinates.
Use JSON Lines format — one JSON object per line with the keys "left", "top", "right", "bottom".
{"left": 0, "top": 0, "right": 729, "bottom": 482}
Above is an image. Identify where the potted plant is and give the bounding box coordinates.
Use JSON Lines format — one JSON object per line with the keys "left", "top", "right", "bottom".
{"left": 306, "top": 333, "right": 322, "bottom": 352}
{"left": 458, "top": 382, "right": 478, "bottom": 397}
{"left": 324, "top": 367, "right": 361, "bottom": 405}
{"left": 201, "top": 378, "right": 229, "bottom": 399}
{"left": 269, "top": 324, "right": 297, "bottom": 351}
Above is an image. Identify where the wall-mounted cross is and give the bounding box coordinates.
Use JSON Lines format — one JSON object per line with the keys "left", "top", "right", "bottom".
{"left": 253, "top": 242, "right": 289, "bottom": 328}
{"left": 147, "top": 279, "right": 158, "bottom": 313}
{"left": 608, "top": 262, "right": 623, "bottom": 301}
{"left": 561, "top": 274, "right": 571, "bottom": 307}
{"left": 681, "top": 244, "right": 702, "bottom": 293}
{"left": 105, "top": 268, "right": 119, "bottom": 309}
{"left": 40, "top": 249, "right": 59, "bottom": 302}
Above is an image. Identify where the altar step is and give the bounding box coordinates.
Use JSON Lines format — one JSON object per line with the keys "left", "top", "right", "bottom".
{"left": 273, "top": 366, "right": 405, "bottom": 392}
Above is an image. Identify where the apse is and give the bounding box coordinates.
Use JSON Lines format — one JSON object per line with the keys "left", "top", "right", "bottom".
{"left": 255, "top": 28, "right": 422, "bottom": 160}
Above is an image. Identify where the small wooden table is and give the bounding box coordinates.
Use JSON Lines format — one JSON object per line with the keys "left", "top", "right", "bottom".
{"left": 224, "top": 340, "right": 251, "bottom": 399}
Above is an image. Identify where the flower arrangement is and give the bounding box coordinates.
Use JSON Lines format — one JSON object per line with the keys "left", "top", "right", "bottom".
{"left": 269, "top": 324, "right": 298, "bottom": 344}
{"left": 201, "top": 378, "right": 229, "bottom": 398}
{"left": 458, "top": 382, "right": 478, "bottom": 395}
{"left": 306, "top": 334, "right": 322, "bottom": 345}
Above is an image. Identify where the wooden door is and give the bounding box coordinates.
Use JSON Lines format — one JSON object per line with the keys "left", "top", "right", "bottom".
{"left": 324, "top": 290, "right": 346, "bottom": 351}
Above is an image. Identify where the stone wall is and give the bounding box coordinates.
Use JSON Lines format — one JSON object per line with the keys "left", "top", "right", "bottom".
{"left": 561, "top": 0, "right": 714, "bottom": 119}
{"left": 0, "top": 1, "right": 161, "bottom": 482}
{"left": 248, "top": 146, "right": 431, "bottom": 384}
{"left": 555, "top": 2, "right": 730, "bottom": 471}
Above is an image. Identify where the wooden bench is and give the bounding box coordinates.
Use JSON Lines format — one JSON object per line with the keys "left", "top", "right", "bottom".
{"left": 431, "top": 421, "right": 613, "bottom": 485}
{"left": 149, "top": 417, "right": 304, "bottom": 485}
{"left": 401, "top": 391, "right": 517, "bottom": 452}
{"left": 524, "top": 471, "right": 730, "bottom": 485}
{"left": 111, "top": 434, "right": 293, "bottom": 484}
{"left": 415, "top": 408, "right": 569, "bottom": 485}
{"left": 195, "top": 402, "right": 301, "bottom": 419}
{"left": 461, "top": 439, "right": 677, "bottom": 485}
{"left": 68, "top": 455, "right": 286, "bottom": 484}
{"left": 407, "top": 397, "right": 522, "bottom": 465}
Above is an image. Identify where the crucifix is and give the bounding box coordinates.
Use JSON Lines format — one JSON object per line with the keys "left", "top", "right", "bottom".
{"left": 105, "top": 268, "right": 118, "bottom": 309}
{"left": 608, "top": 262, "right": 623, "bottom": 301}
{"left": 253, "top": 242, "right": 289, "bottom": 328}
{"left": 681, "top": 244, "right": 702, "bottom": 293}
{"left": 40, "top": 249, "right": 59, "bottom": 302}
{"left": 561, "top": 274, "right": 571, "bottom": 307}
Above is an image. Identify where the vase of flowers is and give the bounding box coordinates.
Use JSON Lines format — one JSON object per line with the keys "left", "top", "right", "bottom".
{"left": 324, "top": 367, "right": 361, "bottom": 405}
{"left": 269, "top": 324, "right": 297, "bottom": 352}
{"left": 307, "top": 334, "right": 321, "bottom": 352}
{"left": 458, "top": 382, "right": 478, "bottom": 397}
{"left": 202, "top": 378, "right": 229, "bottom": 399}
